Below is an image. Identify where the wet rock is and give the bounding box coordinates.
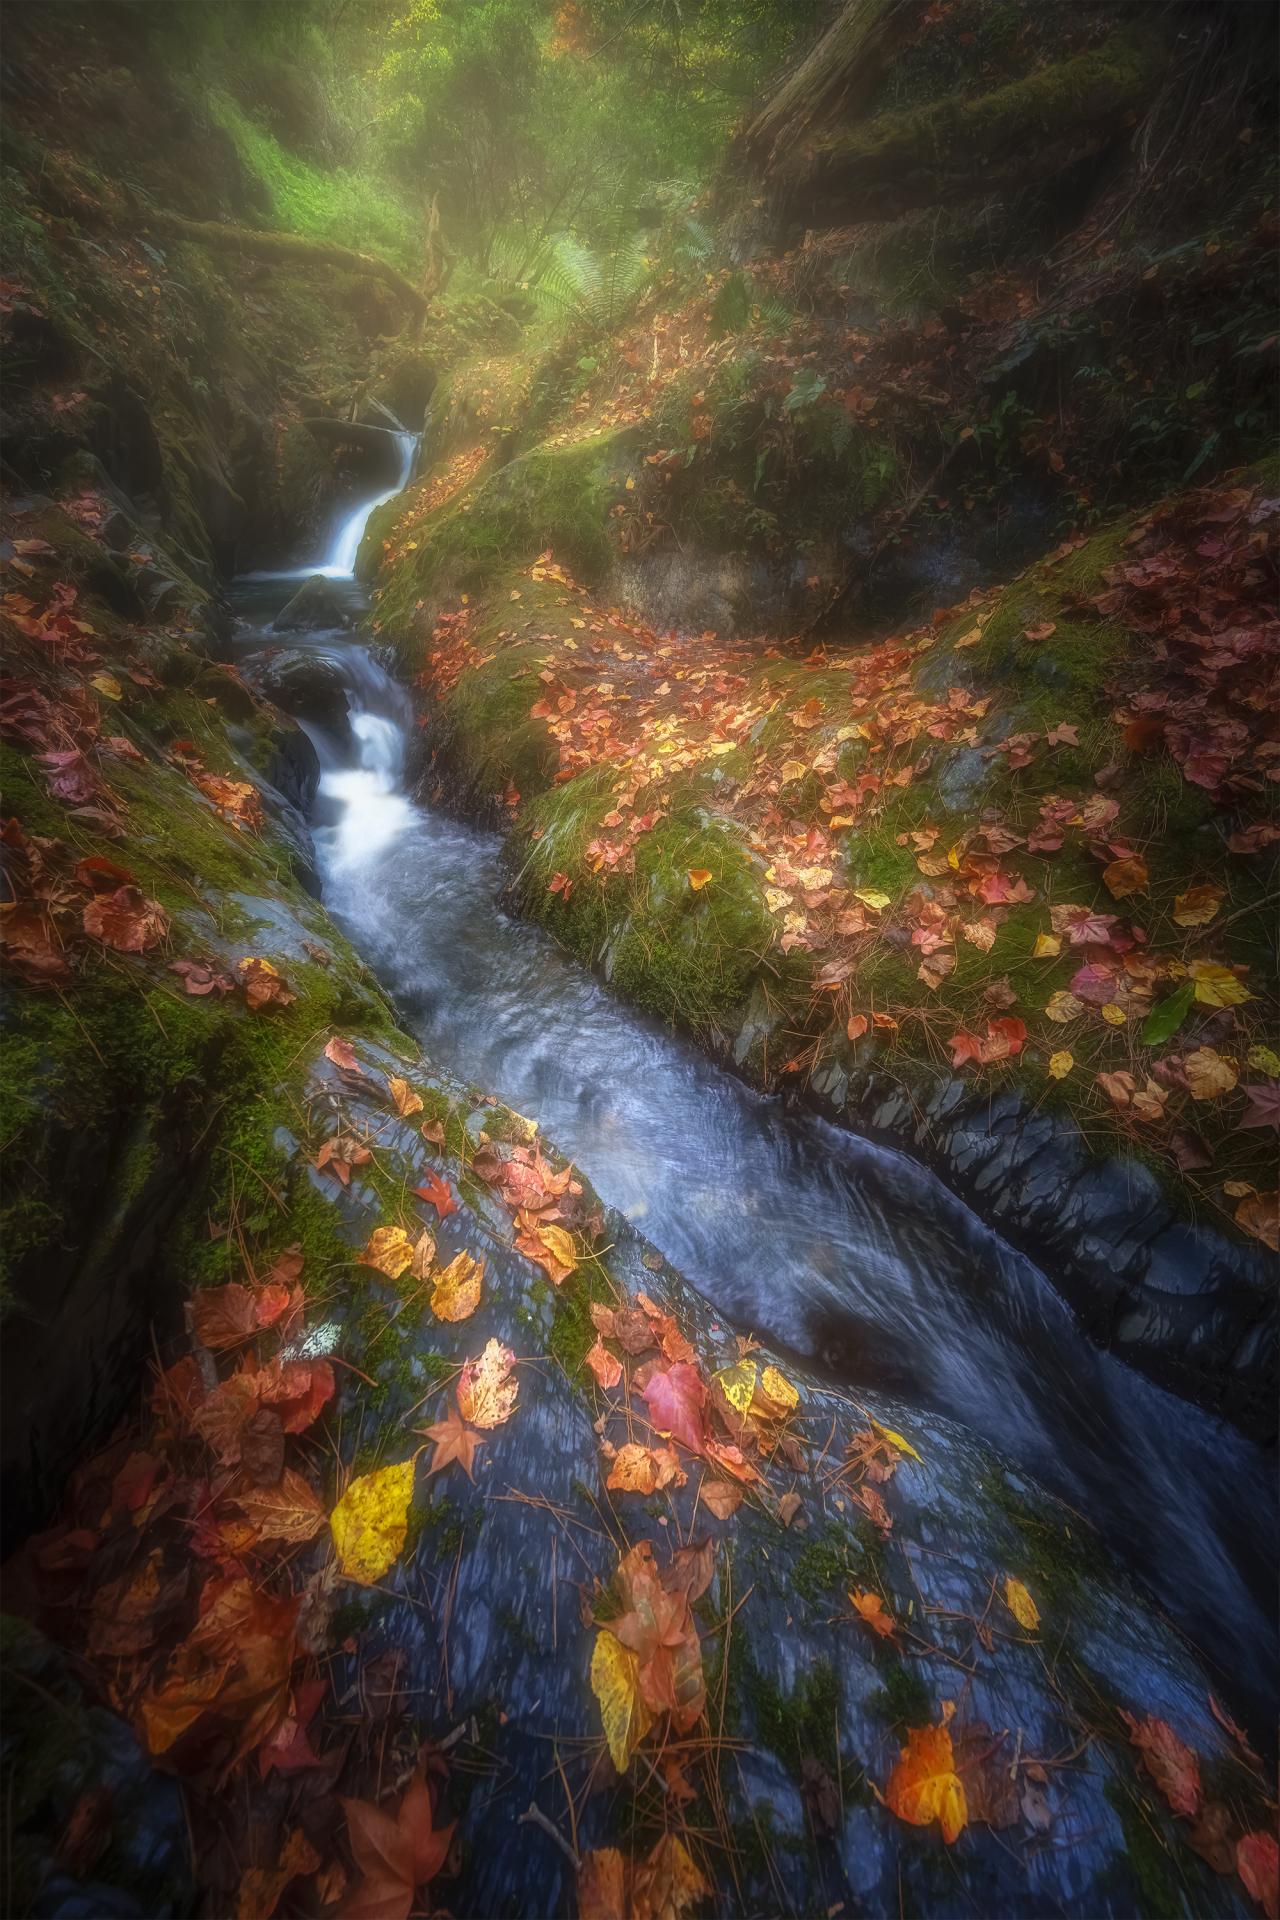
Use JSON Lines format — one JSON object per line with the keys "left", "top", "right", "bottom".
{"left": 272, "top": 573, "right": 355, "bottom": 633}
{"left": 249, "top": 647, "right": 352, "bottom": 736}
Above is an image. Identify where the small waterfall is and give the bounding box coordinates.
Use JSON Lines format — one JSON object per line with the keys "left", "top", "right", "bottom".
{"left": 314, "top": 430, "right": 417, "bottom": 579}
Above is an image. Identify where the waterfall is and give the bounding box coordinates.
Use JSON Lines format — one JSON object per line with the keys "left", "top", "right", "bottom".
{"left": 314, "top": 429, "right": 417, "bottom": 579}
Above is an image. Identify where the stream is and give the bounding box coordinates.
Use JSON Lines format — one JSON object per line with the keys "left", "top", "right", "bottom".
{"left": 232, "top": 452, "right": 1277, "bottom": 1733}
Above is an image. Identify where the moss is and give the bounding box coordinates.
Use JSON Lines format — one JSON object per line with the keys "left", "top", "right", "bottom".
{"left": 1103, "top": 1777, "right": 1187, "bottom": 1920}
{"left": 547, "top": 1257, "right": 616, "bottom": 1378}
{"left": 980, "top": 1470, "right": 1089, "bottom": 1608}
{"left": 867, "top": 1655, "right": 932, "bottom": 1729}
{"left": 790, "top": 1520, "right": 883, "bottom": 1606}
{"left": 736, "top": 1654, "right": 841, "bottom": 1779}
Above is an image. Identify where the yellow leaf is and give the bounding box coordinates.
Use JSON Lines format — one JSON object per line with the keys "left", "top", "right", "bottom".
{"left": 1004, "top": 1576, "right": 1040, "bottom": 1631}
{"left": 1048, "top": 1050, "right": 1074, "bottom": 1079}
{"left": 590, "top": 1631, "right": 652, "bottom": 1772}
{"left": 1172, "top": 885, "right": 1224, "bottom": 927}
{"left": 90, "top": 672, "right": 123, "bottom": 700}
{"left": 871, "top": 1418, "right": 922, "bottom": 1463}
{"left": 1045, "top": 990, "right": 1084, "bottom": 1023}
{"left": 1246, "top": 1045, "right": 1280, "bottom": 1077}
{"left": 1032, "top": 933, "right": 1062, "bottom": 959}
{"left": 386, "top": 1075, "right": 424, "bottom": 1117}
{"left": 1101, "top": 1002, "right": 1127, "bottom": 1026}
{"left": 779, "top": 759, "right": 808, "bottom": 783}
{"left": 330, "top": 1457, "right": 417, "bottom": 1586}
{"left": 536, "top": 1221, "right": 577, "bottom": 1276}
{"left": 854, "top": 888, "right": 891, "bottom": 911}
{"left": 430, "top": 1249, "right": 483, "bottom": 1322}
{"left": 362, "top": 1226, "right": 415, "bottom": 1281}
{"left": 756, "top": 1364, "right": 799, "bottom": 1416}
{"left": 687, "top": 868, "right": 712, "bottom": 890}
{"left": 885, "top": 1724, "right": 968, "bottom": 1843}
{"left": 713, "top": 1360, "right": 757, "bottom": 1414}
{"left": 1188, "top": 961, "right": 1251, "bottom": 1007}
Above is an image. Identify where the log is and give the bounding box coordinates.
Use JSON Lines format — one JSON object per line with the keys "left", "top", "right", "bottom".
{"left": 743, "top": 0, "right": 908, "bottom": 168}
{"left": 139, "top": 209, "right": 430, "bottom": 314}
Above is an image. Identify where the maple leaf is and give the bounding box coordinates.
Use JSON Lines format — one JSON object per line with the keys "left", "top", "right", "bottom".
{"left": 1183, "top": 1047, "right": 1238, "bottom": 1100}
{"left": 362, "top": 1226, "right": 416, "bottom": 1281}
{"left": 885, "top": 1722, "right": 968, "bottom": 1844}
{"left": 314, "top": 1135, "right": 371, "bottom": 1185}
{"left": 1119, "top": 1711, "right": 1202, "bottom": 1818}
{"left": 140, "top": 1578, "right": 298, "bottom": 1782}
{"left": 415, "top": 1168, "right": 458, "bottom": 1217}
{"left": 1103, "top": 856, "right": 1148, "bottom": 899}
{"left": 82, "top": 885, "right": 168, "bottom": 952}
{"left": 1050, "top": 904, "right": 1118, "bottom": 946}
{"left": 610, "top": 1540, "right": 705, "bottom": 1731}
{"left": 849, "top": 1587, "right": 896, "bottom": 1638}
{"left": 331, "top": 1458, "right": 418, "bottom": 1586}
{"left": 341, "top": 1773, "right": 454, "bottom": 1920}
{"left": 641, "top": 1362, "right": 707, "bottom": 1454}
{"left": 606, "top": 1442, "right": 685, "bottom": 1494}
{"left": 189, "top": 1281, "right": 292, "bottom": 1352}
{"left": 236, "top": 957, "right": 295, "bottom": 1010}
{"left": 457, "top": 1339, "right": 519, "bottom": 1427}
{"left": 421, "top": 1403, "right": 484, "bottom": 1481}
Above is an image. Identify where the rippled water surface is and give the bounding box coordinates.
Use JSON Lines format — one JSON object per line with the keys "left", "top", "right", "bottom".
{"left": 232, "top": 556, "right": 1276, "bottom": 1730}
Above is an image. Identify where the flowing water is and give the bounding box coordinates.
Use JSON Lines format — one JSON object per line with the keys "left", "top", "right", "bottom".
{"left": 232, "top": 468, "right": 1277, "bottom": 1730}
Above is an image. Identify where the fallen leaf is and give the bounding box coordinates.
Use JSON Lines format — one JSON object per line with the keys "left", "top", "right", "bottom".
{"left": 1119, "top": 1711, "right": 1202, "bottom": 1818}
{"left": 234, "top": 1468, "right": 327, "bottom": 1544}
{"left": 591, "top": 1630, "right": 652, "bottom": 1772}
{"left": 421, "top": 1403, "right": 483, "bottom": 1481}
{"left": 1183, "top": 1047, "right": 1238, "bottom": 1100}
{"left": 430, "top": 1249, "right": 483, "bottom": 1322}
{"left": 1032, "top": 932, "right": 1062, "bottom": 958}
{"left": 456, "top": 1339, "right": 518, "bottom": 1428}
{"left": 330, "top": 1458, "right": 418, "bottom": 1586}
{"left": 1238, "top": 1832, "right": 1279, "bottom": 1920}
{"left": 324, "top": 1035, "right": 360, "bottom": 1073}
{"left": 687, "top": 868, "right": 712, "bottom": 890}
{"left": 1004, "top": 1577, "right": 1040, "bottom": 1631}
{"left": 850, "top": 1587, "right": 895, "bottom": 1638}
{"left": 235, "top": 1826, "right": 319, "bottom": 1920}
{"left": 885, "top": 1722, "right": 968, "bottom": 1844}
{"left": 83, "top": 886, "right": 168, "bottom": 952}
{"left": 341, "top": 1772, "right": 454, "bottom": 1920}
{"left": 1103, "top": 856, "right": 1148, "bottom": 898}
{"left": 386, "top": 1075, "right": 423, "bottom": 1117}
{"left": 1189, "top": 960, "right": 1251, "bottom": 1007}
{"left": 1236, "top": 1190, "right": 1279, "bottom": 1251}
{"left": 415, "top": 1168, "right": 458, "bottom": 1218}
{"left": 641, "top": 1363, "right": 706, "bottom": 1454}
{"left": 1173, "top": 884, "right": 1225, "bottom": 927}
{"left": 585, "top": 1338, "right": 623, "bottom": 1389}
{"left": 1048, "top": 1050, "right": 1074, "bottom": 1079}
{"left": 236, "top": 957, "right": 295, "bottom": 1010}
{"left": 607, "top": 1442, "right": 685, "bottom": 1494}
{"left": 1187, "top": 1800, "right": 1237, "bottom": 1876}
{"left": 362, "top": 1226, "right": 416, "bottom": 1281}
{"left": 699, "top": 1478, "right": 743, "bottom": 1520}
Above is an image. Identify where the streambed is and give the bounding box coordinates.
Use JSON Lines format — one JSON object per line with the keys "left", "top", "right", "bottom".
{"left": 232, "top": 474, "right": 1277, "bottom": 1736}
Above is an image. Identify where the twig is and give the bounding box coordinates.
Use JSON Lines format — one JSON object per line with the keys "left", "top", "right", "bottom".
{"left": 518, "top": 1801, "right": 581, "bottom": 1871}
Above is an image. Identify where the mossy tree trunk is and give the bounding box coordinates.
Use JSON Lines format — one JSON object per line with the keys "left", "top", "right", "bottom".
{"left": 753, "top": 20, "right": 1166, "bottom": 222}
{"left": 138, "top": 210, "right": 431, "bottom": 315}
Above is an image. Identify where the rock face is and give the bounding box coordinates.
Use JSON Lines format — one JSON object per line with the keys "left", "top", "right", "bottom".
{"left": 272, "top": 572, "right": 357, "bottom": 633}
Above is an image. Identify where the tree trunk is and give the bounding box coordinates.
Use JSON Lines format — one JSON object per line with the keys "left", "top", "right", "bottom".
{"left": 743, "top": 0, "right": 910, "bottom": 170}
{"left": 139, "top": 210, "right": 430, "bottom": 315}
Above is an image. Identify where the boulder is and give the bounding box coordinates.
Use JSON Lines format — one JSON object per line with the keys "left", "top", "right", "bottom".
{"left": 250, "top": 646, "right": 352, "bottom": 735}
{"left": 272, "top": 572, "right": 355, "bottom": 633}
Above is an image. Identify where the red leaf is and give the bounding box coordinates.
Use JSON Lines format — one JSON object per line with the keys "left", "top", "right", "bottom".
{"left": 640, "top": 1363, "right": 707, "bottom": 1455}
{"left": 415, "top": 1168, "right": 458, "bottom": 1218}
{"left": 1119, "top": 1711, "right": 1202, "bottom": 1818}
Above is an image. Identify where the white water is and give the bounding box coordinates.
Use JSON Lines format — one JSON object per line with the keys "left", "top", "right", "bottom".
{"left": 240, "top": 427, "right": 417, "bottom": 585}
{"left": 312, "top": 430, "right": 416, "bottom": 577}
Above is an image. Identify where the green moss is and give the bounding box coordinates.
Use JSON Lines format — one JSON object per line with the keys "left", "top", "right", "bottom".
{"left": 790, "top": 1520, "right": 883, "bottom": 1606}
{"left": 867, "top": 1655, "right": 931, "bottom": 1729}
{"left": 1103, "top": 1778, "right": 1187, "bottom": 1920}
{"left": 736, "top": 1654, "right": 841, "bottom": 1778}
{"left": 548, "top": 1257, "right": 616, "bottom": 1378}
